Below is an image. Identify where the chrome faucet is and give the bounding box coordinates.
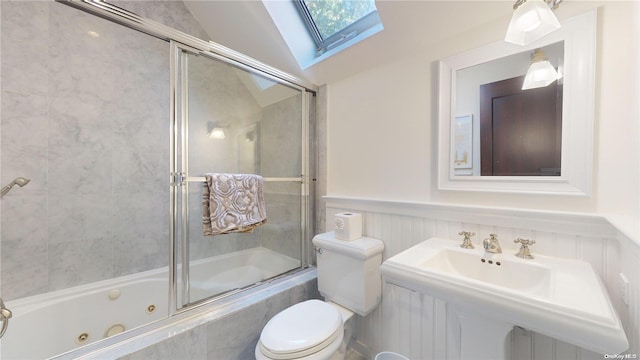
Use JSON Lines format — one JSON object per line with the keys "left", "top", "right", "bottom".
{"left": 483, "top": 234, "right": 502, "bottom": 254}
{"left": 458, "top": 231, "right": 475, "bottom": 249}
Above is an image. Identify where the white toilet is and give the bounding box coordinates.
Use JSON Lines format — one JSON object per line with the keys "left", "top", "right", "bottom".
{"left": 255, "top": 231, "right": 385, "bottom": 360}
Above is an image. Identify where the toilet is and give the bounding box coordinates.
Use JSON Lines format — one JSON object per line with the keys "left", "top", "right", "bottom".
{"left": 255, "top": 231, "right": 384, "bottom": 360}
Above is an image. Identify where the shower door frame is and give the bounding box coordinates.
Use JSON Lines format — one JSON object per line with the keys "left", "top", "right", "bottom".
{"left": 171, "top": 41, "right": 313, "bottom": 311}
{"left": 56, "top": 0, "right": 316, "bottom": 316}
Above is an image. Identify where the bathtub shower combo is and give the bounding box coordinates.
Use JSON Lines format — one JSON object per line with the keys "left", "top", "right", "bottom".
{"left": 0, "top": 1, "right": 316, "bottom": 358}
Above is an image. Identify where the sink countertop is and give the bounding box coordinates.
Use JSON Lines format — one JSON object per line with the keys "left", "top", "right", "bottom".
{"left": 380, "top": 237, "right": 629, "bottom": 354}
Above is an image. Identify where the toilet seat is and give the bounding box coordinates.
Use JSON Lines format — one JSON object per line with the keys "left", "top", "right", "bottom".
{"left": 258, "top": 300, "right": 344, "bottom": 359}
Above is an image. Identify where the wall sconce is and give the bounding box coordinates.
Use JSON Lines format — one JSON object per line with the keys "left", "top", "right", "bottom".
{"left": 522, "top": 48, "right": 561, "bottom": 90}
{"left": 207, "top": 122, "right": 230, "bottom": 140}
{"left": 245, "top": 130, "right": 256, "bottom": 142}
{"left": 505, "top": 0, "right": 562, "bottom": 46}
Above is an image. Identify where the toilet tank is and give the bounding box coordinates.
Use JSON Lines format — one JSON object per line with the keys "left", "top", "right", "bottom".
{"left": 312, "top": 232, "right": 384, "bottom": 316}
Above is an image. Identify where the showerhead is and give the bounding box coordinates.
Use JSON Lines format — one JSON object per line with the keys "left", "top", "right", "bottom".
{"left": 0, "top": 177, "right": 31, "bottom": 198}
{"left": 14, "top": 177, "right": 30, "bottom": 187}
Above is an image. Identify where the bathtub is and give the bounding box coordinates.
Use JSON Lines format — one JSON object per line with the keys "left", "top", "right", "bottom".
{"left": 3, "top": 247, "right": 300, "bottom": 360}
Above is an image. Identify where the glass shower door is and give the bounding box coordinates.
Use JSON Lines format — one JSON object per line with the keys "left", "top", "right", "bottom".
{"left": 171, "top": 43, "right": 309, "bottom": 308}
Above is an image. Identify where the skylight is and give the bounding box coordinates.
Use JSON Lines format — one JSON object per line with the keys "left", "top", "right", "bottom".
{"left": 263, "top": 0, "right": 384, "bottom": 69}
{"left": 294, "top": 0, "right": 379, "bottom": 53}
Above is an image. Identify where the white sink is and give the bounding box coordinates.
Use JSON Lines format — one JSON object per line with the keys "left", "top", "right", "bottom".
{"left": 381, "top": 237, "right": 628, "bottom": 355}
{"left": 422, "top": 247, "right": 552, "bottom": 297}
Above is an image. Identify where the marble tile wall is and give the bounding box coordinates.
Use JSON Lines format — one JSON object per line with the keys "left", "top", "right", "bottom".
{"left": 261, "top": 95, "right": 304, "bottom": 260}
{"left": 0, "top": 0, "right": 175, "bottom": 300}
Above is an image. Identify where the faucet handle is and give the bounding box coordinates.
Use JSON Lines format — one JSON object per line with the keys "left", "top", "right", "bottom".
{"left": 514, "top": 238, "right": 536, "bottom": 259}
{"left": 458, "top": 231, "right": 476, "bottom": 249}
{"left": 514, "top": 238, "right": 535, "bottom": 246}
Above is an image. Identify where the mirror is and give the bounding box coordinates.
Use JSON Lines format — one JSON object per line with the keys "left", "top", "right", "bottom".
{"left": 438, "top": 9, "right": 596, "bottom": 195}
{"left": 456, "top": 41, "right": 564, "bottom": 177}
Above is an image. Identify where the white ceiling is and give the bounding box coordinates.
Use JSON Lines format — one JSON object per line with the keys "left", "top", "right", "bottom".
{"left": 182, "top": 1, "right": 522, "bottom": 85}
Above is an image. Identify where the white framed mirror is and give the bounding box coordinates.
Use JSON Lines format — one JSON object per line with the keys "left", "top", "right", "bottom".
{"left": 437, "top": 9, "right": 596, "bottom": 196}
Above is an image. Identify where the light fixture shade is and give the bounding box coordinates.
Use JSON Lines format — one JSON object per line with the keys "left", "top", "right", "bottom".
{"left": 209, "top": 128, "right": 226, "bottom": 139}
{"left": 505, "top": 0, "right": 561, "bottom": 46}
{"left": 207, "top": 121, "right": 229, "bottom": 139}
{"left": 522, "top": 59, "right": 560, "bottom": 90}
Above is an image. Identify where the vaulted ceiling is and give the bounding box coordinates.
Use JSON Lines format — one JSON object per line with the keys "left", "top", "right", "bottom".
{"left": 183, "top": 1, "right": 513, "bottom": 85}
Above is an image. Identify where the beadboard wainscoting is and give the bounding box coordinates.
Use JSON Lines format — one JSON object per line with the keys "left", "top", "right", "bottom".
{"left": 325, "top": 196, "right": 639, "bottom": 359}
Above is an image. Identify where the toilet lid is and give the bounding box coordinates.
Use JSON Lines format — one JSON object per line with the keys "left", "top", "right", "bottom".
{"left": 259, "top": 300, "right": 342, "bottom": 357}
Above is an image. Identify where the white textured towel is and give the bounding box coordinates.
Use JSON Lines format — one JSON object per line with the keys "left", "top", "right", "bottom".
{"left": 202, "top": 173, "right": 267, "bottom": 236}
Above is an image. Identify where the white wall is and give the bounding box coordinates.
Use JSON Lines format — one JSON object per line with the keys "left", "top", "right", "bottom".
{"left": 325, "top": 2, "right": 639, "bottom": 231}
{"left": 324, "top": 1, "right": 639, "bottom": 357}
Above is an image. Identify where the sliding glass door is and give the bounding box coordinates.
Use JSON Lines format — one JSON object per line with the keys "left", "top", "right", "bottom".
{"left": 171, "top": 42, "right": 311, "bottom": 308}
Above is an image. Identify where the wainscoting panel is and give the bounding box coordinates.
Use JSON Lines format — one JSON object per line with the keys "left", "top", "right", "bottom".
{"left": 326, "top": 197, "right": 638, "bottom": 359}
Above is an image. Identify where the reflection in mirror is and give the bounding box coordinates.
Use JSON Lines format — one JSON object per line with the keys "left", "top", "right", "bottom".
{"left": 438, "top": 9, "right": 596, "bottom": 195}
{"left": 455, "top": 42, "right": 564, "bottom": 176}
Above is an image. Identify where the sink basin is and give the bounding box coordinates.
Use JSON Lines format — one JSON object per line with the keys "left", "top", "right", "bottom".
{"left": 380, "top": 237, "right": 628, "bottom": 355}
{"left": 422, "top": 247, "right": 552, "bottom": 297}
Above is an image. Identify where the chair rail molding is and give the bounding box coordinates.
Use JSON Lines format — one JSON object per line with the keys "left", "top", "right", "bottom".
{"left": 324, "top": 196, "right": 617, "bottom": 239}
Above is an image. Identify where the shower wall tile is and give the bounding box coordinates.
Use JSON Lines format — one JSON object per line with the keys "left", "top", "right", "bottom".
{"left": 113, "top": 192, "right": 169, "bottom": 277}
{"left": 289, "top": 277, "right": 321, "bottom": 302}
{"left": 0, "top": 92, "right": 49, "bottom": 152}
{"left": 49, "top": 3, "right": 134, "bottom": 66}
{"left": 113, "top": 236, "right": 167, "bottom": 278}
{"left": 48, "top": 93, "right": 113, "bottom": 196}
{"left": 48, "top": 57, "right": 119, "bottom": 103}
{"left": 0, "top": 234, "right": 48, "bottom": 299}
{"left": 0, "top": 1, "right": 49, "bottom": 46}
{"left": 315, "top": 85, "right": 328, "bottom": 235}
{"left": 114, "top": 0, "right": 211, "bottom": 41}
{"left": 0, "top": 92, "right": 48, "bottom": 194}
{"left": 262, "top": 192, "right": 301, "bottom": 260}
{"left": 0, "top": 195, "right": 48, "bottom": 299}
{"left": 48, "top": 238, "right": 113, "bottom": 291}
{"left": 0, "top": 38, "right": 49, "bottom": 97}
{"left": 112, "top": 150, "right": 167, "bottom": 194}
{"left": 0, "top": 1, "right": 49, "bottom": 96}
{"left": 260, "top": 95, "right": 302, "bottom": 177}
{"left": 260, "top": 96, "right": 304, "bottom": 260}
{"left": 126, "top": 327, "right": 207, "bottom": 360}
{"left": 0, "top": 0, "right": 194, "bottom": 299}
{"left": 48, "top": 194, "right": 114, "bottom": 245}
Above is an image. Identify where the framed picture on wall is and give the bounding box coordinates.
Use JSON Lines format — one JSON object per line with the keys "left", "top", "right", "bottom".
{"left": 454, "top": 114, "right": 473, "bottom": 169}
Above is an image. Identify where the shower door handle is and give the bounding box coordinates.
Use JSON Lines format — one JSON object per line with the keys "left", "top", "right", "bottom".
{"left": 0, "top": 297, "right": 12, "bottom": 338}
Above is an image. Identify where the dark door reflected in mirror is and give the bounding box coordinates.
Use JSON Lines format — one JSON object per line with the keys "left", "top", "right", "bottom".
{"left": 454, "top": 41, "right": 564, "bottom": 177}
{"left": 480, "top": 74, "right": 562, "bottom": 176}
